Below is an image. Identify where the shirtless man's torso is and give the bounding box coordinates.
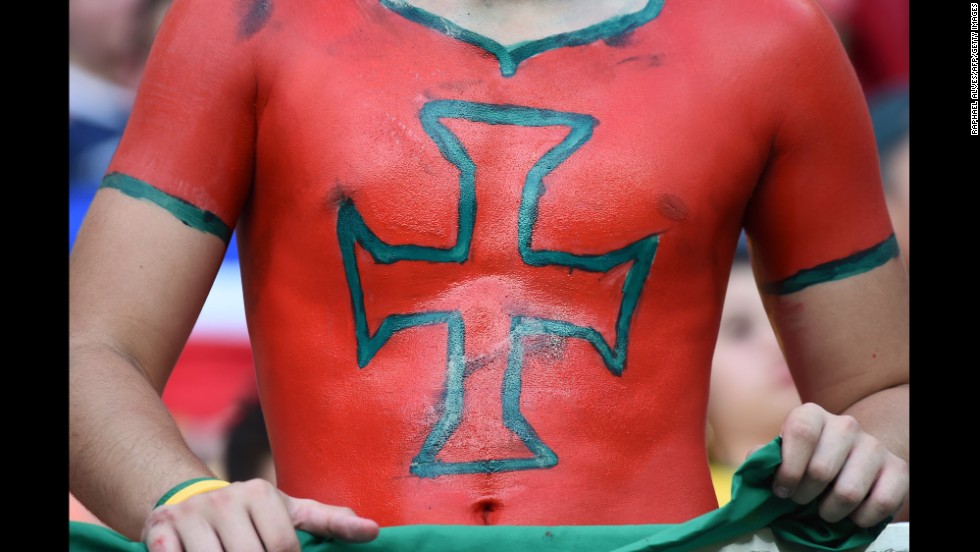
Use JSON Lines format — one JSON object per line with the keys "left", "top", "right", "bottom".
{"left": 73, "top": 0, "right": 905, "bottom": 540}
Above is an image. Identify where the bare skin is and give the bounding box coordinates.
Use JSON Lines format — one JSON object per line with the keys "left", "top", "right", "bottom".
{"left": 70, "top": 191, "right": 381, "bottom": 549}
{"left": 405, "top": 0, "right": 647, "bottom": 45}
{"left": 759, "top": 257, "right": 909, "bottom": 525}
{"left": 70, "top": 0, "right": 908, "bottom": 549}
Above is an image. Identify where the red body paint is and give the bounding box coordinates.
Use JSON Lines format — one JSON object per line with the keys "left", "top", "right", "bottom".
{"left": 109, "top": 0, "right": 893, "bottom": 526}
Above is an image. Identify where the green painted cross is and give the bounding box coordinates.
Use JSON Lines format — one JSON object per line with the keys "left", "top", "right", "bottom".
{"left": 337, "top": 100, "right": 659, "bottom": 477}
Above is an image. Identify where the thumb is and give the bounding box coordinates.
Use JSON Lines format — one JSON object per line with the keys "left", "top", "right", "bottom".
{"left": 283, "top": 496, "right": 380, "bottom": 542}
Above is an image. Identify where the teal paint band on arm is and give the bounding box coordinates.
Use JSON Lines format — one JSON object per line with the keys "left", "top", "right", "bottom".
{"left": 762, "top": 234, "right": 900, "bottom": 295}
{"left": 100, "top": 172, "right": 233, "bottom": 243}
{"left": 153, "top": 477, "right": 224, "bottom": 509}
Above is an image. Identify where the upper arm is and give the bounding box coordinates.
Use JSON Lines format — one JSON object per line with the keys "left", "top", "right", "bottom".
{"left": 70, "top": 0, "right": 257, "bottom": 392}
{"left": 70, "top": 191, "right": 229, "bottom": 393}
{"left": 742, "top": 0, "right": 908, "bottom": 412}
{"left": 758, "top": 259, "right": 908, "bottom": 414}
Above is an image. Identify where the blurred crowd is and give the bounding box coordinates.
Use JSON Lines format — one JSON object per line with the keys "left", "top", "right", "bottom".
{"left": 70, "top": 0, "right": 171, "bottom": 187}
{"left": 69, "top": 0, "right": 909, "bottom": 525}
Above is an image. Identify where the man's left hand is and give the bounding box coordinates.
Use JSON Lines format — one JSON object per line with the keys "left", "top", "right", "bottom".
{"left": 772, "top": 402, "right": 908, "bottom": 527}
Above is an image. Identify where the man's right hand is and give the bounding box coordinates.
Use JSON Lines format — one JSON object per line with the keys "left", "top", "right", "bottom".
{"left": 141, "top": 479, "right": 380, "bottom": 552}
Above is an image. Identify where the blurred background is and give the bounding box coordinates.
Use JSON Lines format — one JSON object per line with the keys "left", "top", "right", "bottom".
{"left": 68, "top": 0, "right": 909, "bottom": 524}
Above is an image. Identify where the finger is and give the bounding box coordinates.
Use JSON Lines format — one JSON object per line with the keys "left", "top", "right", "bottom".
{"left": 204, "top": 479, "right": 297, "bottom": 552}
{"left": 243, "top": 483, "right": 301, "bottom": 552}
{"left": 287, "top": 498, "right": 380, "bottom": 542}
{"left": 143, "top": 506, "right": 183, "bottom": 552}
{"left": 144, "top": 523, "right": 181, "bottom": 552}
{"left": 791, "top": 415, "right": 860, "bottom": 505}
{"left": 816, "top": 435, "right": 887, "bottom": 523}
{"left": 774, "top": 403, "right": 826, "bottom": 498}
{"left": 849, "top": 455, "right": 909, "bottom": 528}
{"left": 211, "top": 505, "right": 266, "bottom": 552}
{"left": 174, "top": 483, "right": 259, "bottom": 551}
{"left": 173, "top": 512, "right": 223, "bottom": 552}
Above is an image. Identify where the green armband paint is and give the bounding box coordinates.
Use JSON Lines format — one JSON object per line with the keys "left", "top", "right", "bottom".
{"left": 100, "top": 172, "right": 233, "bottom": 243}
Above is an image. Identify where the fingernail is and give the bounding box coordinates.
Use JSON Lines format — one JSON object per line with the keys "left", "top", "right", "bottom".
{"left": 350, "top": 519, "right": 380, "bottom": 541}
{"left": 774, "top": 485, "right": 792, "bottom": 498}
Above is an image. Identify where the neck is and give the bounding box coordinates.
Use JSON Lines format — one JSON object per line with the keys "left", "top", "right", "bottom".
{"left": 396, "top": 0, "right": 648, "bottom": 46}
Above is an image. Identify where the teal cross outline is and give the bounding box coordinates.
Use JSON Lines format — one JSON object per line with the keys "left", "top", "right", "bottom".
{"left": 337, "top": 99, "right": 660, "bottom": 477}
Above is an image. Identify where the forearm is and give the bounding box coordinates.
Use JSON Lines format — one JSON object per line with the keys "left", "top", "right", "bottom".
{"left": 70, "top": 341, "right": 214, "bottom": 540}
{"left": 841, "top": 383, "right": 908, "bottom": 464}
{"left": 841, "top": 382, "right": 909, "bottom": 521}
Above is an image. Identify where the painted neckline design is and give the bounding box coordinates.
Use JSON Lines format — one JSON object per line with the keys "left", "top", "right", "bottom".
{"left": 379, "top": 0, "right": 666, "bottom": 77}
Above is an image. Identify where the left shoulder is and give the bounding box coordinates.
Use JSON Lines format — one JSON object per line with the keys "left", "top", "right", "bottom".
{"left": 683, "top": 0, "right": 851, "bottom": 87}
